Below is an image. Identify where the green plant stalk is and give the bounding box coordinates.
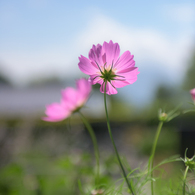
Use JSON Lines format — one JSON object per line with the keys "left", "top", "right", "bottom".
{"left": 79, "top": 112, "right": 100, "bottom": 188}
{"left": 183, "top": 165, "right": 189, "bottom": 195}
{"left": 103, "top": 82, "right": 134, "bottom": 195}
{"left": 78, "top": 179, "right": 84, "bottom": 195}
{"left": 150, "top": 121, "right": 163, "bottom": 195}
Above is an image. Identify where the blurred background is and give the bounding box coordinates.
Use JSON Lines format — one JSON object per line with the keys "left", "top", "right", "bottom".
{"left": 0, "top": 0, "right": 195, "bottom": 194}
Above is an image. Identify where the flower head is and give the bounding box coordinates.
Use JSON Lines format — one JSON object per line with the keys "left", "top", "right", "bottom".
{"left": 42, "top": 78, "right": 91, "bottom": 122}
{"left": 190, "top": 88, "right": 195, "bottom": 103}
{"left": 78, "top": 40, "right": 139, "bottom": 95}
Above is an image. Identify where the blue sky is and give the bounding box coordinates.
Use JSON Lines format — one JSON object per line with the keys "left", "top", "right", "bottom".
{"left": 0, "top": 0, "right": 195, "bottom": 104}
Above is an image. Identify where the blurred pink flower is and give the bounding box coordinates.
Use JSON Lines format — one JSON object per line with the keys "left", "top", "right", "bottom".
{"left": 78, "top": 40, "right": 139, "bottom": 95}
{"left": 190, "top": 88, "right": 195, "bottom": 102}
{"left": 42, "top": 78, "right": 92, "bottom": 122}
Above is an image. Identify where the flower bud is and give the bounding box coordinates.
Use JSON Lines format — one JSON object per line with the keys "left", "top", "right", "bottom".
{"left": 91, "top": 189, "right": 104, "bottom": 195}
{"left": 185, "top": 157, "right": 195, "bottom": 169}
{"left": 182, "top": 149, "right": 195, "bottom": 169}
{"left": 158, "top": 110, "right": 168, "bottom": 122}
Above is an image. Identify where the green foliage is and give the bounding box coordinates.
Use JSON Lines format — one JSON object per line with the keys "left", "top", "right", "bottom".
{"left": 183, "top": 50, "right": 195, "bottom": 90}
{"left": 136, "top": 127, "right": 179, "bottom": 156}
{"left": 1, "top": 102, "right": 195, "bottom": 194}
{"left": 0, "top": 133, "right": 194, "bottom": 195}
{"left": 0, "top": 152, "right": 115, "bottom": 195}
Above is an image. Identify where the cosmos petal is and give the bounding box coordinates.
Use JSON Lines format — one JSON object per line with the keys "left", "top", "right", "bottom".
{"left": 42, "top": 103, "right": 71, "bottom": 122}
{"left": 78, "top": 40, "right": 139, "bottom": 95}
{"left": 102, "top": 41, "right": 120, "bottom": 68}
{"left": 88, "top": 44, "right": 104, "bottom": 66}
{"left": 117, "top": 67, "right": 139, "bottom": 84}
{"left": 111, "top": 80, "right": 130, "bottom": 88}
{"left": 89, "top": 74, "right": 103, "bottom": 85}
{"left": 61, "top": 87, "right": 79, "bottom": 110}
{"left": 190, "top": 88, "right": 195, "bottom": 101}
{"left": 76, "top": 78, "right": 92, "bottom": 105}
{"left": 100, "top": 81, "right": 118, "bottom": 95}
{"left": 78, "top": 55, "right": 99, "bottom": 75}
{"left": 42, "top": 78, "right": 91, "bottom": 122}
{"left": 114, "top": 51, "right": 135, "bottom": 71}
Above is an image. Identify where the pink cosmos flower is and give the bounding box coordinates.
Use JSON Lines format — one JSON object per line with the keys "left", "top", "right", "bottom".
{"left": 190, "top": 88, "right": 195, "bottom": 102}
{"left": 42, "top": 78, "right": 92, "bottom": 122}
{"left": 78, "top": 40, "right": 139, "bottom": 95}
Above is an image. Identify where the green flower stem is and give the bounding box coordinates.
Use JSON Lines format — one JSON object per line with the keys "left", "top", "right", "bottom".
{"left": 183, "top": 166, "right": 189, "bottom": 195}
{"left": 103, "top": 83, "right": 134, "bottom": 195}
{"left": 150, "top": 121, "right": 163, "bottom": 195}
{"left": 79, "top": 112, "right": 100, "bottom": 188}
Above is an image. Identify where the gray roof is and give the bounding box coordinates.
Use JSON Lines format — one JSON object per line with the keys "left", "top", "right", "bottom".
{"left": 0, "top": 85, "right": 105, "bottom": 118}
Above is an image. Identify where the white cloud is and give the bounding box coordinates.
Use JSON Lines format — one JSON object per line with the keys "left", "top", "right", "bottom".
{"left": 0, "top": 14, "right": 193, "bottom": 87}
{"left": 0, "top": 48, "right": 81, "bottom": 85}
{"left": 164, "top": 4, "right": 195, "bottom": 23}
{"left": 75, "top": 14, "right": 193, "bottom": 83}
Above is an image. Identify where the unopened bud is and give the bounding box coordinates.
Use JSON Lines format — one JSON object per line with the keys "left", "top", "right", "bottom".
{"left": 185, "top": 157, "right": 195, "bottom": 169}
{"left": 91, "top": 189, "right": 104, "bottom": 195}
{"left": 159, "top": 112, "right": 168, "bottom": 122}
